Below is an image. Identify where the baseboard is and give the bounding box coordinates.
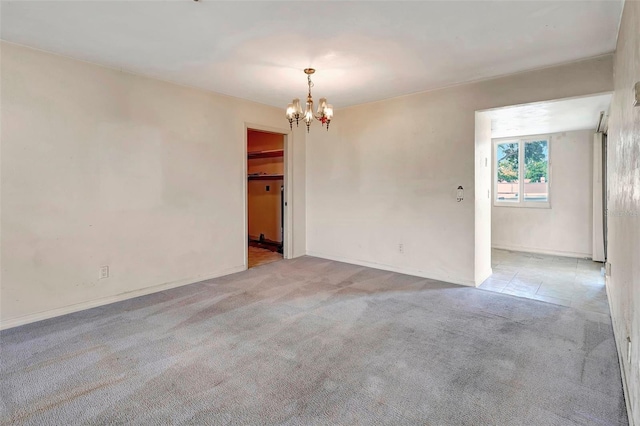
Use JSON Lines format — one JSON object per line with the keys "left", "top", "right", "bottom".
{"left": 605, "top": 279, "right": 635, "bottom": 426}
{"left": 306, "top": 251, "right": 476, "bottom": 287}
{"left": 0, "top": 265, "right": 246, "bottom": 331}
{"left": 491, "top": 243, "right": 592, "bottom": 259}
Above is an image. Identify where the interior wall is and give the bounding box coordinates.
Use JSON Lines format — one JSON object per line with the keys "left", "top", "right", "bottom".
{"left": 306, "top": 55, "right": 613, "bottom": 286}
{"left": 475, "top": 112, "right": 493, "bottom": 284}
{"left": 247, "top": 130, "right": 283, "bottom": 243}
{"left": 491, "top": 129, "right": 594, "bottom": 258}
{"left": 607, "top": 0, "right": 640, "bottom": 423}
{"left": 0, "top": 42, "right": 307, "bottom": 328}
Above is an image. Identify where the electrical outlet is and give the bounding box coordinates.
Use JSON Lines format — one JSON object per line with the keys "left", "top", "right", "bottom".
{"left": 605, "top": 262, "right": 612, "bottom": 276}
{"left": 99, "top": 266, "right": 109, "bottom": 280}
{"left": 398, "top": 243, "right": 404, "bottom": 254}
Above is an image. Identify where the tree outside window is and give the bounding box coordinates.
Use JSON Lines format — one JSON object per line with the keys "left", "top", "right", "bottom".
{"left": 495, "top": 138, "right": 550, "bottom": 206}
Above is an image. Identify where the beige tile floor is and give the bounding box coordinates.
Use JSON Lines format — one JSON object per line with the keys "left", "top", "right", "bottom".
{"left": 479, "top": 249, "right": 610, "bottom": 314}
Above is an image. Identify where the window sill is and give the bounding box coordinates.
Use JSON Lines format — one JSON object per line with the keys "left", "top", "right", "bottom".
{"left": 494, "top": 202, "right": 551, "bottom": 209}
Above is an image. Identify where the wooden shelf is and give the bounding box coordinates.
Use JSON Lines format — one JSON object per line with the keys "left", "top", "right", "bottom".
{"left": 248, "top": 174, "right": 284, "bottom": 181}
{"left": 248, "top": 149, "right": 284, "bottom": 159}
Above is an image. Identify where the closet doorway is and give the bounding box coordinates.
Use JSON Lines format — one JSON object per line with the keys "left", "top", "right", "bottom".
{"left": 246, "top": 128, "right": 287, "bottom": 268}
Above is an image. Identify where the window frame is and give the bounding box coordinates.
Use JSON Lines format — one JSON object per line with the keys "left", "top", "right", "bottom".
{"left": 493, "top": 135, "right": 551, "bottom": 209}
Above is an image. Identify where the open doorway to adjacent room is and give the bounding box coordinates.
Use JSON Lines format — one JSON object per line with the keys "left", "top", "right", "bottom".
{"left": 475, "top": 93, "right": 612, "bottom": 313}
{"left": 247, "top": 128, "right": 286, "bottom": 268}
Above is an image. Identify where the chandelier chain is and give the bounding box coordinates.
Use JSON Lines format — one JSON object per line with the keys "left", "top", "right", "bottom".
{"left": 308, "top": 75, "right": 314, "bottom": 96}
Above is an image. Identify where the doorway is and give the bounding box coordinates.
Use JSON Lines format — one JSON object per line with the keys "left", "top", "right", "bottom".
{"left": 247, "top": 128, "right": 286, "bottom": 268}
{"left": 474, "top": 93, "right": 612, "bottom": 311}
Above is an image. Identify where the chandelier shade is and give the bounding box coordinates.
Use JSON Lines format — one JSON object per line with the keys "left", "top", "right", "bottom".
{"left": 285, "top": 69, "right": 333, "bottom": 132}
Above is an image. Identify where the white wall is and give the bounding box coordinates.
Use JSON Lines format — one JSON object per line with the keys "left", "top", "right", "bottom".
{"left": 0, "top": 42, "right": 307, "bottom": 328}
{"left": 306, "top": 55, "right": 613, "bottom": 286}
{"left": 491, "top": 129, "right": 594, "bottom": 258}
{"left": 607, "top": 1, "right": 640, "bottom": 423}
{"left": 475, "top": 112, "right": 493, "bottom": 284}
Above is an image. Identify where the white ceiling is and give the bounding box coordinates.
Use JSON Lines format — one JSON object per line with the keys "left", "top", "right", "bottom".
{"left": 1, "top": 1, "right": 623, "bottom": 108}
{"left": 486, "top": 93, "right": 612, "bottom": 138}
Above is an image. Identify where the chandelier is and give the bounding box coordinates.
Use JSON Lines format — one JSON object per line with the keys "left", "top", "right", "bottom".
{"left": 285, "top": 68, "right": 333, "bottom": 132}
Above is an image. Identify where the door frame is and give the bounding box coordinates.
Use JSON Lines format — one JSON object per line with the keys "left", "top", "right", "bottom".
{"left": 244, "top": 123, "right": 293, "bottom": 267}
{"left": 602, "top": 132, "right": 608, "bottom": 260}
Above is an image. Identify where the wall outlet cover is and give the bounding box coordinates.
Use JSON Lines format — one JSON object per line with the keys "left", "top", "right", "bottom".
{"left": 99, "top": 266, "right": 109, "bottom": 279}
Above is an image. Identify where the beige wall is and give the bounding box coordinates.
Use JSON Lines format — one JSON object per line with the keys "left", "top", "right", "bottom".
{"left": 492, "top": 129, "right": 594, "bottom": 258}
{"left": 0, "top": 42, "right": 307, "bottom": 328}
{"left": 306, "top": 55, "right": 613, "bottom": 286}
{"left": 247, "top": 130, "right": 283, "bottom": 242}
{"left": 607, "top": 1, "right": 640, "bottom": 423}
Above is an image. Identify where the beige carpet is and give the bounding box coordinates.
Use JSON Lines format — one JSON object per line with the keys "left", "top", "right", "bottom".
{"left": 0, "top": 256, "right": 628, "bottom": 425}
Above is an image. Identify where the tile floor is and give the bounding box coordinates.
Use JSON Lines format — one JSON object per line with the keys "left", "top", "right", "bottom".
{"left": 479, "top": 249, "right": 609, "bottom": 314}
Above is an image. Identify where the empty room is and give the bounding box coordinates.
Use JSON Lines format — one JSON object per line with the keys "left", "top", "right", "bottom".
{"left": 1, "top": 1, "right": 638, "bottom": 425}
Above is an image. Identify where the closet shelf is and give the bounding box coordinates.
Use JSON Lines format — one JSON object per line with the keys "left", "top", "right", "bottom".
{"left": 248, "top": 174, "right": 284, "bottom": 181}
{"left": 247, "top": 149, "right": 284, "bottom": 159}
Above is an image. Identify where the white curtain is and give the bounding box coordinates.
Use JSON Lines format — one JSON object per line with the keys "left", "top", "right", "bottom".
{"left": 592, "top": 132, "right": 605, "bottom": 262}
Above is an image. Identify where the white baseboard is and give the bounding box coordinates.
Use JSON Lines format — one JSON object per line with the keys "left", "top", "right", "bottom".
{"left": 491, "top": 243, "right": 591, "bottom": 259}
{"left": 0, "top": 265, "right": 246, "bottom": 331}
{"left": 306, "top": 251, "right": 476, "bottom": 287}
{"left": 605, "top": 279, "right": 635, "bottom": 426}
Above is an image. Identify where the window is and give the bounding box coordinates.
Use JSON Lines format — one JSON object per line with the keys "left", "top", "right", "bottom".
{"left": 494, "top": 136, "right": 550, "bottom": 207}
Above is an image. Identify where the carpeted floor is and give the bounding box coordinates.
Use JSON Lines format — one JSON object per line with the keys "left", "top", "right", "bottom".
{"left": 0, "top": 256, "right": 628, "bottom": 425}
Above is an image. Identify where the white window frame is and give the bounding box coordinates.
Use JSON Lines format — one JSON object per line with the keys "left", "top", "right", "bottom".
{"left": 493, "top": 135, "right": 551, "bottom": 209}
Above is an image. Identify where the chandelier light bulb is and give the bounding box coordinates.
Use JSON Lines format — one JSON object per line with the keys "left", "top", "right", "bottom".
{"left": 292, "top": 98, "right": 302, "bottom": 115}
{"left": 317, "top": 98, "right": 327, "bottom": 115}
{"left": 286, "top": 103, "right": 295, "bottom": 120}
{"left": 325, "top": 104, "right": 334, "bottom": 120}
{"left": 304, "top": 108, "right": 313, "bottom": 123}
